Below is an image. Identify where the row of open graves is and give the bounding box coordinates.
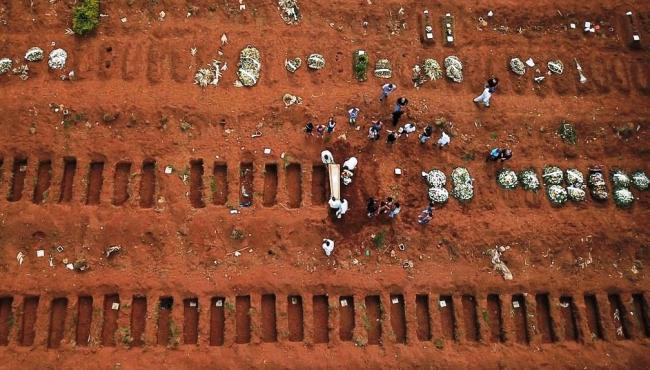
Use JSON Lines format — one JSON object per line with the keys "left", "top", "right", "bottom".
{"left": 0, "top": 155, "right": 327, "bottom": 209}
{"left": 0, "top": 290, "right": 648, "bottom": 349}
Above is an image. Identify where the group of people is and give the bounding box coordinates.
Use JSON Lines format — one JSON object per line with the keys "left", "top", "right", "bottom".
{"left": 366, "top": 197, "right": 401, "bottom": 219}
{"left": 316, "top": 77, "right": 507, "bottom": 257}
{"left": 305, "top": 116, "right": 336, "bottom": 137}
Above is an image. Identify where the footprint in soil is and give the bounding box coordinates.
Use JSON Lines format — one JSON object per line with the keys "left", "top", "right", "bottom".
{"left": 335, "top": 51, "right": 343, "bottom": 62}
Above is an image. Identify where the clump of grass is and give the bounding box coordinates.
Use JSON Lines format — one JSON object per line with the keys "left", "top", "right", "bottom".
{"left": 230, "top": 228, "right": 245, "bottom": 240}
{"left": 354, "top": 52, "right": 369, "bottom": 81}
{"left": 168, "top": 320, "right": 180, "bottom": 347}
{"left": 558, "top": 121, "right": 577, "bottom": 145}
{"left": 372, "top": 230, "right": 386, "bottom": 249}
{"left": 117, "top": 327, "right": 133, "bottom": 346}
{"left": 72, "top": 0, "right": 100, "bottom": 36}
{"left": 180, "top": 119, "right": 192, "bottom": 132}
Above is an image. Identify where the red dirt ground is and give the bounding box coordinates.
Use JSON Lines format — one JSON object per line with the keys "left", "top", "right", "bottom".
{"left": 0, "top": 0, "right": 649, "bottom": 368}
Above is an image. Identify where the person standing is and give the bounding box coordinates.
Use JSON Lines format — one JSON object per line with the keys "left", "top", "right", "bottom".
{"left": 419, "top": 125, "right": 433, "bottom": 144}
{"left": 392, "top": 97, "right": 408, "bottom": 126}
{"left": 348, "top": 107, "right": 360, "bottom": 125}
{"left": 388, "top": 202, "right": 401, "bottom": 218}
{"left": 367, "top": 197, "right": 378, "bottom": 217}
{"left": 379, "top": 83, "right": 397, "bottom": 102}
{"left": 402, "top": 122, "right": 416, "bottom": 136}
{"left": 371, "top": 120, "right": 383, "bottom": 133}
{"left": 322, "top": 239, "right": 335, "bottom": 256}
{"left": 321, "top": 150, "right": 334, "bottom": 164}
{"left": 336, "top": 199, "right": 349, "bottom": 219}
{"left": 486, "top": 148, "right": 512, "bottom": 162}
{"left": 316, "top": 124, "right": 325, "bottom": 137}
{"left": 437, "top": 130, "right": 450, "bottom": 148}
{"left": 368, "top": 126, "right": 379, "bottom": 141}
{"left": 304, "top": 122, "right": 314, "bottom": 135}
{"left": 368, "top": 120, "right": 382, "bottom": 141}
{"left": 418, "top": 202, "right": 434, "bottom": 224}
{"left": 473, "top": 77, "right": 499, "bottom": 107}
{"left": 386, "top": 131, "right": 397, "bottom": 144}
{"left": 342, "top": 157, "right": 358, "bottom": 171}
{"left": 328, "top": 196, "right": 341, "bottom": 209}
{"left": 326, "top": 117, "right": 336, "bottom": 133}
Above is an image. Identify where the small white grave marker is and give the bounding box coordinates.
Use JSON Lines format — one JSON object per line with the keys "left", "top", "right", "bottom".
{"left": 36, "top": 250, "right": 45, "bottom": 257}
{"left": 215, "top": 299, "right": 223, "bottom": 307}
{"left": 439, "top": 300, "right": 447, "bottom": 308}
{"left": 112, "top": 302, "right": 120, "bottom": 310}
{"left": 189, "top": 301, "right": 197, "bottom": 307}
{"left": 513, "top": 301, "right": 520, "bottom": 308}
{"left": 392, "top": 297, "right": 400, "bottom": 304}
{"left": 340, "top": 299, "right": 348, "bottom": 307}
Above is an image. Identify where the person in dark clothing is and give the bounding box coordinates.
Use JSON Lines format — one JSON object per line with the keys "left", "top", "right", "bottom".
{"left": 366, "top": 197, "right": 378, "bottom": 217}
{"left": 326, "top": 117, "right": 336, "bottom": 133}
{"left": 419, "top": 125, "right": 433, "bottom": 144}
{"left": 392, "top": 97, "right": 409, "bottom": 126}
{"left": 305, "top": 122, "right": 314, "bottom": 135}
{"left": 486, "top": 148, "right": 512, "bottom": 162}
{"left": 386, "top": 131, "right": 397, "bottom": 144}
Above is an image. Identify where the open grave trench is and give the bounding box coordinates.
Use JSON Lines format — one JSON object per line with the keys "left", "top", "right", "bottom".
{"left": 0, "top": 153, "right": 646, "bottom": 210}
{"left": 0, "top": 289, "right": 647, "bottom": 349}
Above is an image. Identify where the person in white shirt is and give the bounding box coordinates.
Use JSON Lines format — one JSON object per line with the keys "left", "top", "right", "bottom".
{"left": 336, "top": 199, "right": 349, "bottom": 219}
{"left": 321, "top": 150, "right": 334, "bottom": 164}
{"left": 403, "top": 122, "right": 416, "bottom": 134}
{"left": 322, "top": 239, "right": 335, "bottom": 256}
{"left": 328, "top": 197, "right": 341, "bottom": 209}
{"left": 342, "top": 157, "right": 357, "bottom": 171}
{"left": 437, "top": 131, "right": 450, "bottom": 148}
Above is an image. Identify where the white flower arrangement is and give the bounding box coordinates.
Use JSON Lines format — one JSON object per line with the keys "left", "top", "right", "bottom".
{"left": 0, "top": 58, "right": 11, "bottom": 74}
{"left": 565, "top": 168, "right": 584, "bottom": 185}
{"left": 547, "top": 185, "right": 568, "bottom": 206}
{"left": 611, "top": 169, "right": 631, "bottom": 189}
{"left": 614, "top": 188, "right": 634, "bottom": 208}
{"left": 451, "top": 167, "right": 474, "bottom": 202}
{"left": 194, "top": 60, "right": 222, "bottom": 87}
{"left": 428, "top": 187, "right": 449, "bottom": 204}
{"left": 423, "top": 169, "right": 446, "bottom": 188}
{"left": 543, "top": 166, "right": 563, "bottom": 185}
{"left": 519, "top": 169, "right": 540, "bottom": 191}
{"left": 237, "top": 45, "right": 261, "bottom": 87}
{"left": 497, "top": 169, "right": 518, "bottom": 189}
{"left": 25, "top": 47, "right": 44, "bottom": 62}
{"left": 48, "top": 48, "right": 67, "bottom": 69}
{"left": 632, "top": 171, "right": 649, "bottom": 191}
{"left": 307, "top": 54, "right": 325, "bottom": 70}
{"left": 588, "top": 171, "right": 608, "bottom": 201}
{"left": 567, "top": 185, "right": 586, "bottom": 202}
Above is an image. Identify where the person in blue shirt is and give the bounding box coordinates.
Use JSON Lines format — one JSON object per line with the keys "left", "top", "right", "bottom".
{"left": 379, "top": 83, "right": 397, "bottom": 102}
{"left": 486, "top": 148, "right": 512, "bottom": 162}
{"left": 348, "top": 107, "right": 359, "bottom": 125}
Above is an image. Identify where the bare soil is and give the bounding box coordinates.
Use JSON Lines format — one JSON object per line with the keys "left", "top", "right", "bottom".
{"left": 0, "top": 0, "right": 649, "bottom": 368}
